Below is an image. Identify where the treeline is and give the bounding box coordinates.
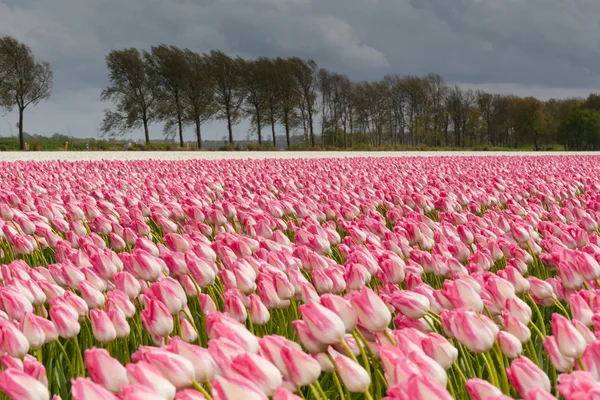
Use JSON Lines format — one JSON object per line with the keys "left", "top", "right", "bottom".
{"left": 102, "top": 46, "right": 600, "bottom": 150}
{"left": 3, "top": 34, "right": 600, "bottom": 151}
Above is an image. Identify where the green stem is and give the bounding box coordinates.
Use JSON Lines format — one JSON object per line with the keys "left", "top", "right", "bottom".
{"left": 482, "top": 352, "right": 499, "bottom": 387}
{"left": 192, "top": 381, "right": 213, "bottom": 400}
{"left": 327, "top": 354, "right": 347, "bottom": 400}
{"left": 308, "top": 383, "right": 323, "bottom": 400}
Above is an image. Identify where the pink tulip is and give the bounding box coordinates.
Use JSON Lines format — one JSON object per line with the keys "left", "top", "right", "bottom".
{"left": 497, "top": 331, "right": 522, "bottom": 358}
{"left": 350, "top": 287, "right": 392, "bottom": 332}
{"left": 466, "top": 378, "right": 504, "bottom": 400}
{"left": 449, "top": 309, "right": 496, "bottom": 352}
{"left": 506, "top": 356, "right": 551, "bottom": 398}
{"left": 89, "top": 309, "right": 116, "bottom": 343}
{"left": 389, "top": 291, "right": 430, "bottom": 319}
{"left": 292, "top": 320, "right": 327, "bottom": 354}
{"left": 544, "top": 335, "right": 574, "bottom": 372}
{"left": 85, "top": 348, "right": 128, "bottom": 392}
{"left": 273, "top": 387, "right": 303, "bottom": 400}
{"left": 441, "top": 279, "right": 484, "bottom": 312}
{"left": 525, "top": 389, "right": 558, "bottom": 400}
{"left": 1, "top": 288, "right": 33, "bottom": 321}
{"left": 582, "top": 341, "right": 600, "bottom": 380}
{"left": 108, "top": 309, "right": 130, "bottom": 339}
{"left": 71, "top": 377, "right": 117, "bottom": 399}
{"left": 138, "top": 349, "right": 195, "bottom": 389}
{"left": 552, "top": 313, "right": 587, "bottom": 358}
{"left": 249, "top": 294, "right": 270, "bottom": 326}
{"left": 0, "top": 321, "right": 30, "bottom": 358}
{"left": 0, "top": 367, "right": 49, "bottom": 400}
{"left": 231, "top": 352, "right": 283, "bottom": 396}
{"left": 387, "top": 373, "right": 453, "bottom": 400}
{"left": 505, "top": 297, "right": 532, "bottom": 325}
{"left": 211, "top": 376, "right": 268, "bottom": 400}
{"left": 79, "top": 280, "right": 106, "bottom": 309}
{"left": 331, "top": 352, "right": 370, "bottom": 393}
{"left": 126, "top": 361, "right": 176, "bottom": 400}
{"left": 141, "top": 299, "right": 173, "bottom": 338}
{"left": 173, "top": 389, "right": 207, "bottom": 400}
{"left": 19, "top": 312, "right": 46, "bottom": 350}
{"left": 320, "top": 294, "right": 357, "bottom": 333}
{"left": 421, "top": 332, "right": 458, "bottom": 370}
{"left": 503, "top": 312, "right": 531, "bottom": 344}
{"left": 281, "top": 345, "right": 321, "bottom": 387}
{"left": 298, "top": 302, "right": 345, "bottom": 345}
{"left": 23, "top": 356, "right": 47, "bottom": 386}
{"left": 166, "top": 337, "right": 215, "bottom": 383}
{"left": 113, "top": 271, "right": 141, "bottom": 300}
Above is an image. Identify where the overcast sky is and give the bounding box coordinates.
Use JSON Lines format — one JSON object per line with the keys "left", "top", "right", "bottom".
{"left": 1, "top": 0, "right": 598, "bottom": 141}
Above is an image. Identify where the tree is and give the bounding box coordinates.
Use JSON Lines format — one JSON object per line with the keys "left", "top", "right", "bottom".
{"left": 559, "top": 107, "right": 600, "bottom": 150}
{"left": 205, "top": 50, "right": 246, "bottom": 145}
{"left": 101, "top": 48, "right": 159, "bottom": 145}
{"left": 0, "top": 36, "right": 53, "bottom": 150}
{"left": 289, "top": 58, "right": 317, "bottom": 146}
{"left": 241, "top": 58, "right": 269, "bottom": 144}
{"left": 145, "top": 45, "right": 187, "bottom": 146}
{"left": 274, "top": 58, "right": 300, "bottom": 148}
{"left": 180, "top": 50, "right": 216, "bottom": 149}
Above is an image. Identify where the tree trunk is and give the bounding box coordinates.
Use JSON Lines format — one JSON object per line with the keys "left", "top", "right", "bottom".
{"left": 177, "top": 110, "right": 184, "bottom": 148}
{"left": 143, "top": 118, "right": 150, "bottom": 145}
{"left": 226, "top": 110, "right": 233, "bottom": 145}
{"left": 284, "top": 112, "right": 290, "bottom": 148}
{"left": 195, "top": 118, "right": 202, "bottom": 149}
{"left": 308, "top": 107, "right": 314, "bottom": 147}
{"left": 270, "top": 100, "right": 276, "bottom": 147}
{"left": 256, "top": 107, "right": 262, "bottom": 145}
{"left": 18, "top": 107, "right": 24, "bottom": 151}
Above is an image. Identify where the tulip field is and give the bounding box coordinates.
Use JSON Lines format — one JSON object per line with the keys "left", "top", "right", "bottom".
{"left": 1, "top": 155, "right": 600, "bottom": 399}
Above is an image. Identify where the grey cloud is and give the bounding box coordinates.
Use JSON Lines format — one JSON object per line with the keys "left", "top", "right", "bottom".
{"left": 1, "top": 0, "right": 600, "bottom": 140}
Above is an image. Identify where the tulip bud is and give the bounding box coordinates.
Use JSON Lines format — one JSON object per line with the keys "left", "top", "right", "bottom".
{"left": 331, "top": 351, "right": 370, "bottom": 393}
{"left": 422, "top": 332, "right": 458, "bottom": 370}
{"left": 466, "top": 377, "right": 504, "bottom": 400}
{"left": 0, "top": 321, "right": 30, "bottom": 359}
{"left": 389, "top": 291, "right": 430, "bottom": 319}
{"left": 0, "top": 367, "right": 49, "bottom": 400}
{"left": 211, "top": 375, "right": 268, "bottom": 400}
{"left": 552, "top": 313, "right": 587, "bottom": 358}
{"left": 281, "top": 345, "right": 321, "bottom": 387}
{"left": 19, "top": 312, "right": 46, "bottom": 350}
{"left": 497, "top": 331, "right": 523, "bottom": 358}
{"left": 90, "top": 309, "right": 117, "bottom": 344}
{"left": 506, "top": 356, "right": 551, "bottom": 398}
{"left": 298, "top": 302, "right": 345, "bottom": 345}
{"left": 388, "top": 373, "right": 453, "bottom": 400}
{"left": 50, "top": 305, "right": 81, "bottom": 339}
{"left": 71, "top": 377, "right": 117, "bottom": 400}
{"left": 126, "top": 361, "right": 176, "bottom": 400}
{"left": 85, "top": 348, "right": 128, "bottom": 393}
{"left": 544, "top": 335, "right": 574, "bottom": 373}
{"left": 231, "top": 352, "right": 283, "bottom": 396}
{"left": 141, "top": 299, "right": 173, "bottom": 338}
{"left": 350, "top": 287, "right": 391, "bottom": 332}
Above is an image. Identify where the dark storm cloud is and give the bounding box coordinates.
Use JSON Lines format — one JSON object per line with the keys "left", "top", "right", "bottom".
{"left": 0, "top": 0, "right": 599, "bottom": 139}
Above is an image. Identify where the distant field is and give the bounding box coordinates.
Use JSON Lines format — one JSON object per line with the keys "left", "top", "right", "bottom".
{"left": 0, "top": 150, "right": 598, "bottom": 162}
